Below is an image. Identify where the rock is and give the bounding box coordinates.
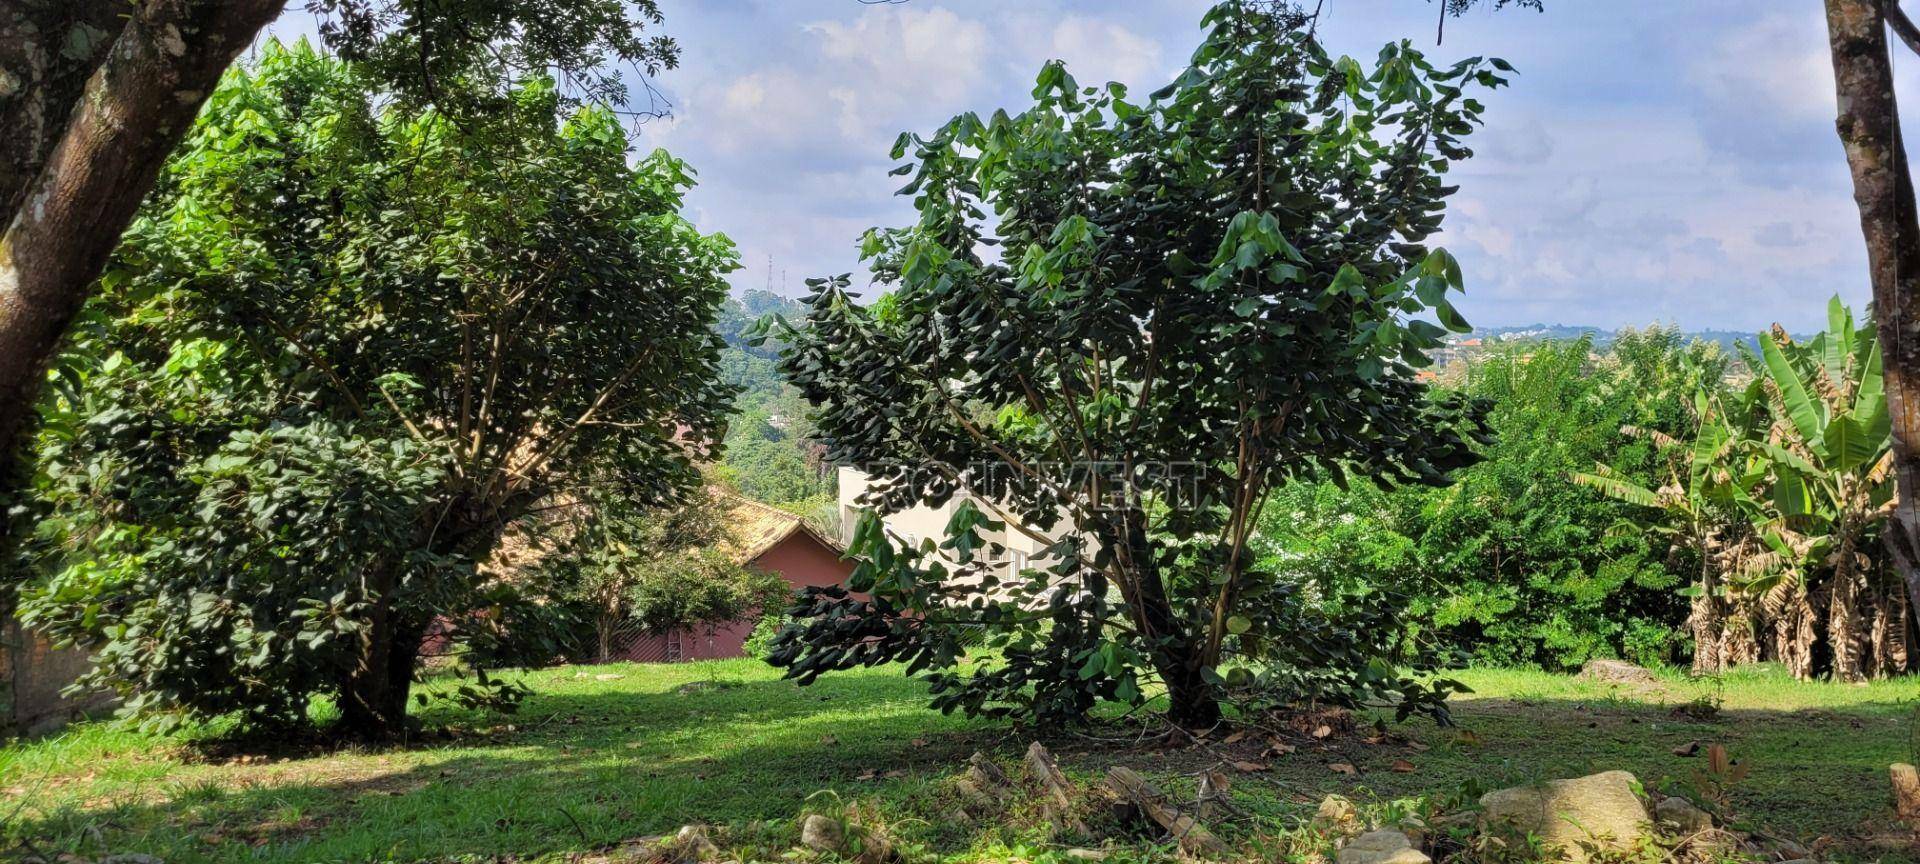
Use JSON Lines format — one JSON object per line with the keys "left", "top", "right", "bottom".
{"left": 676, "top": 824, "right": 720, "bottom": 860}
{"left": 799, "top": 814, "right": 845, "bottom": 854}
{"left": 1479, "top": 770, "right": 1650, "bottom": 862}
{"left": 1577, "top": 659, "right": 1658, "bottom": 685}
{"left": 1312, "top": 794, "right": 1362, "bottom": 834}
{"left": 1335, "top": 829, "right": 1431, "bottom": 864}
{"left": 1653, "top": 797, "right": 1712, "bottom": 834}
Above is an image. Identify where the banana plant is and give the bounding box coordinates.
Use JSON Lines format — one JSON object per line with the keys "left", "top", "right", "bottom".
{"left": 1735, "top": 296, "right": 1895, "bottom": 680}
{"left": 1574, "top": 378, "right": 1765, "bottom": 674}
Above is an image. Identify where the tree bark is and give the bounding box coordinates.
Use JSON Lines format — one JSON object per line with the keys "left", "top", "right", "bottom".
{"left": 1118, "top": 517, "right": 1222, "bottom": 728}
{"left": 338, "top": 612, "right": 426, "bottom": 741}
{"left": 1825, "top": 0, "right": 1920, "bottom": 654}
{"left": 0, "top": 0, "right": 280, "bottom": 469}
{"left": 337, "top": 556, "right": 423, "bottom": 741}
{"left": 0, "top": 0, "right": 127, "bottom": 223}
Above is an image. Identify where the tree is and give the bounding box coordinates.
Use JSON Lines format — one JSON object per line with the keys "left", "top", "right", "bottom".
{"left": 538, "top": 487, "right": 785, "bottom": 663}
{"left": 1264, "top": 331, "right": 1717, "bottom": 673}
{"left": 1822, "top": 0, "right": 1920, "bottom": 642}
{"left": 0, "top": 0, "right": 678, "bottom": 483}
{"left": 766, "top": 2, "right": 1503, "bottom": 727}
{"left": 13, "top": 44, "right": 735, "bottom": 738}
{"left": 1575, "top": 353, "right": 1765, "bottom": 675}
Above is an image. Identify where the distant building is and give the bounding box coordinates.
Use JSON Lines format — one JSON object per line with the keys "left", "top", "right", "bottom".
{"left": 615, "top": 495, "right": 853, "bottom": 662}
{"left": 837, "top": 466, "right": 1087, "bottom": 583}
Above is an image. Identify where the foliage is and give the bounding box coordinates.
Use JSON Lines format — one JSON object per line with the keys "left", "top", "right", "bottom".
{"left": 712, "top": 292, "right": 835, "bottom": 511}
{"left": 535, "top": 486, "right": 787, "bottom": 661}
{"left": 766, "top": 2, "right": 1506, "bottom": 726}
{"left": 1261, "top": 328, "right": 1723, "bottom": 669}
{"left": 11, "top": 43, "right": 735, "bottom": 737}
{"left": 1586, "top": 299, "right": 1900, "bottom": 681}
{"left": 743, "top": 611, "right": 790, "bottom": 661}
{"left": 1737, "top": 299, "right": 1898, "bottom": 680}
{"left": 307, "top": 0, "right": 680, "bottom": 117}
{"left": 625, "top": 551, "right": 788, "bottom": 642}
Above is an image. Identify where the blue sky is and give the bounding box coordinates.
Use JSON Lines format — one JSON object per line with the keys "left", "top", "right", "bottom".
{"left": 268, "top": 1, "right": 1913, "bottom": 332}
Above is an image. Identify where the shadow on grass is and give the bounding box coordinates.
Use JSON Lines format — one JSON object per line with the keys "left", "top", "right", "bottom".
{"left": 6, "top": 674, "right": 1010, "bottom": 863}
{"left": 7, "top": 672, "right": 1917, "bottom": 863}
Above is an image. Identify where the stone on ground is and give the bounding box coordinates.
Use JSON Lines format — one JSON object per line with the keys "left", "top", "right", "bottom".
{"left": 1479, "top": 770, "right": 1650, "bottom": 862}
{"left": 1336, "top": 829, "right": 1431, "bottom": 864}
{"left": 676, "top": 824, "right": 720, "bottom": 860}
{"left": 1652, "top": 796, "right": 1712, "bottom": 834}
{"left": 1577, "top": 659, "right": 1658, "bottom": 685}
{"left": 800, "top": 814, "right": 846, "bottom": 853}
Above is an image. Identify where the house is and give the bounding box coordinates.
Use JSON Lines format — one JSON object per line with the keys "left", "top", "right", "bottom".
{"left": 836, "top": 466, "right": 1086, "bottom": 583}
{"left": 614, "top": 495, "right": 853, "bottom": 662}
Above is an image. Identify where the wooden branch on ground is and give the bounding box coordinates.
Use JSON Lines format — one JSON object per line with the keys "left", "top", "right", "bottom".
{"left": 969, "top": 751, "right": 1014, "bottom": 793}
{"left": 1026, "top": 742, "right": 1091, "bottom": 835}
{"left": 955, "top": 750, "right": 1014, "bottom": 813}
{"left": 1105, "top": 766, "right": 1229, "bottom": 857}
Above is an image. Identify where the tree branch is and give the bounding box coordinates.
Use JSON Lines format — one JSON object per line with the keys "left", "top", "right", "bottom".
{"left": 1891, "top": 3, "right": 1920, "bottom": 57}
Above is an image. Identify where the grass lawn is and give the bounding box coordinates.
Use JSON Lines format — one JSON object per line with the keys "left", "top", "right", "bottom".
{"left": 2, "top": 660, "right": 1916, "bottom": 863}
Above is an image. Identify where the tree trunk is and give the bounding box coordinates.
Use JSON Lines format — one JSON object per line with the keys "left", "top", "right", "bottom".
{"left": 337, "top": 558, "right": 424, "bottom": 741}
{"left": 0, "top": 0, "right": 281, "bottom": 470}
{"left": 338, "top": 615, "right": 426, "bottom": 741}
{"left": 1829, "top": 566, "right": 1864, "bottom": 681}
{"left": 0, "top": 1, "right": 126, "bottom": 223}
{"left": 597, "top": 607, "right": 617, "bottom": 663}
{"left": 1689, "top": 567, "right": 1723, "bottom": 675}
{"left": 1116, "top": 516, "right": 1221, "bottom": 728}
{"left": 1825, "top": 0, "right": 1920, "bottom": 629}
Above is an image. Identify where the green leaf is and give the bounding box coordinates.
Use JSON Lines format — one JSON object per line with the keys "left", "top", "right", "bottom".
{"left": 1760, "top": 333, "right": 1825, "bottom": 454}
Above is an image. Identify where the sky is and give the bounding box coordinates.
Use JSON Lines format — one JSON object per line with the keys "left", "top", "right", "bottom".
{"left": 264, "top": 1, "right": 1920, "bottom": 333}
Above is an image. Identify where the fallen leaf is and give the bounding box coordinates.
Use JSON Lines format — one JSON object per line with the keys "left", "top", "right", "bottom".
{"left": 1453, "top": 729, "right": 1482, "bottom": 747}
{"left": 1221, "top": 729, "right": 1250, "bottom": 746}
{"left": 1311, "top": 724, "right": 1334, "bottom": 739}
{"left": 1264, "top": 740, "right": 1297, "bottom": 757}
{"left": 820, "top": 734, "right": 839, "bottom": 746}
{"left": 1671, "top": 740, "right": 1700, "bottom": 757}
{"left": 910, "top": 737, "right": 930, "bottom": 747}
{"left": 1328, "top": 763, "right": 1358, "bottom": 775}
{"left": 1232, "top": 760, "right": 1270, "bottom": 773}
{"left": 1406, "top": 741, "right": 1430, "bottom": 752}
{"left": 1390, "top": 759, "right": 1417, "bottom": 773}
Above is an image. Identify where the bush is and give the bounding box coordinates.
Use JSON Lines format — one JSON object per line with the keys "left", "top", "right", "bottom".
{"left": 1257, "top": 330, "right": 1722, "bottom": 670}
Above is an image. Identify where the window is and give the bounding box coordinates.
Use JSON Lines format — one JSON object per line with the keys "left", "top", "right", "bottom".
{"left": 665, "top": 630, "right": 683, "bottom": 662}
{"left": 1008, "top": 551, "right": 1029, "bottom": 578}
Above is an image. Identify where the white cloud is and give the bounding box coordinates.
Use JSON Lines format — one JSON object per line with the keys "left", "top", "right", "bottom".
{"left": 1047, "top": 16, "right": 1165, "bottom": 91}
{"left": 1687, "top": 12, "right": 1835, "bottom": 123}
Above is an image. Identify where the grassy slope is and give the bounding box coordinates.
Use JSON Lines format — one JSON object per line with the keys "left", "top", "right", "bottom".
{"left": 2, "top": 661, "right": 1914, "bottom": 863}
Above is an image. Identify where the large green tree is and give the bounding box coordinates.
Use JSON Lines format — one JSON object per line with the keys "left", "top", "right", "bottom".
{"left": 0, "top": 0, "right": 678, "bottom": 486}
{"left": 767, "top": 2, "right": 1504, "bottom": 726}
{"left": 14, "top": 44, "right": 735, "bottom": 738}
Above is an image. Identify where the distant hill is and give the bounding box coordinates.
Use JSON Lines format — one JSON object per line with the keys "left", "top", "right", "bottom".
{"left": 1476, "top": 324, "right": 1777, "bottom": 356}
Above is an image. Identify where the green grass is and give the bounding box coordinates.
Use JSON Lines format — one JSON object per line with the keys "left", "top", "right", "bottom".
{"left": 3, "top": 660, "right": 1916, "bottom": 863}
